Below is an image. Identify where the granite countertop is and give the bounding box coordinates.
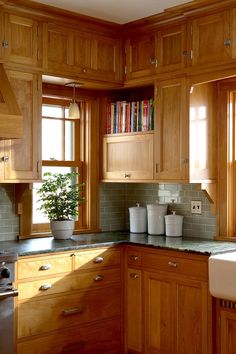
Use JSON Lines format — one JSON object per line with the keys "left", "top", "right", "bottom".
{"left": 1, "top": 231, "right": 236, "bottom": 257}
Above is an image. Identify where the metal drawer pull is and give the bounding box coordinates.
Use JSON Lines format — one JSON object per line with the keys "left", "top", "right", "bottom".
{"left": 62, "top": 306, "right": 86, "bottom": 316}
{"left": 94, "top": 275, "right": 104, "bottom": 282}
{"left": 130, "top": 273, "right": 139, "bottom": 279}
{"left": 39, "top": 283, "right": 52, "bottom": 291}
{"left": 39, "top": 264, "right": 52, "bottom": 271}
{"left": 168, "top": 261, "right": 178, "bottom": 268}
{"left": 129, "top": 255, "right": 139, "bottom": 261}
{"left": 93, "top": 256, "right": 104, "bottom": 264}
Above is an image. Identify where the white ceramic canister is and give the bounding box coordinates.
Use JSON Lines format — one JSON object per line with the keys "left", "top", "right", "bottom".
{"left": 147, "top": 204, "right": 167, "bottom": 235}
{"left": 165, "top": 211, "right": 183, "bottom": 237}
{"left": 129, "top": 203, "right": 147, "bottom": 233}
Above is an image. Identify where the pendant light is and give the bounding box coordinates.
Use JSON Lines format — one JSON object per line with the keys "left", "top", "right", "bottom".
{"left": 66, "top": 82, "right": 81, "bottom": 119}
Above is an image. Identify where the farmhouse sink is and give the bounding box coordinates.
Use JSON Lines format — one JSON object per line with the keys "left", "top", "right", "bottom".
{"left": 209, "top": 251, "right": 236, "bottom": 301}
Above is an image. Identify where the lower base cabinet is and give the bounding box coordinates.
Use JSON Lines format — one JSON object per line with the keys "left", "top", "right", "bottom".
{"left": 125, "top": 246, "right": 212, "bottom": 354}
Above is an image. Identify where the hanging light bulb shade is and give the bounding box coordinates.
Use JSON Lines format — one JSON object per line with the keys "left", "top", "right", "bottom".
{"left": 65, "top": 82, "right": 82, "bottom": 119}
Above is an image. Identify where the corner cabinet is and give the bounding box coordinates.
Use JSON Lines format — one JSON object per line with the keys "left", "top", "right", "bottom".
{"left": 0, "top": 70, "right": 41, "bottom": 182}
{"left": 103, "top": 132, "right": 154, "bottom": 181}
{"left": 124, "top": 246, "right": 212, "bottom": 354}
{"left": 155, "top": 77, "right": 189, "bottom": 182}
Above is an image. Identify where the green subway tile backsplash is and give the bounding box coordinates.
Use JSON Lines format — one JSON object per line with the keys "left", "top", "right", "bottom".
{"left": 99, "top": 182, "right": 216, "bottom": 239}
{"left": 0, "top": 185, "right": 19, "bottom": 241}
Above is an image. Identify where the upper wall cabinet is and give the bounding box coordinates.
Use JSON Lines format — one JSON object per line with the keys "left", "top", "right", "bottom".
{"left": 125, "top": 34, "right": 156, "bottom": 80}
{"left": 43, "top": 23, "right": 122, "bottom": 83}
{"left": 125, "top": 24, "right": 186, "bottom": 80}
{"left": 1, "top": 11, "right": 42, "bottom": 68}
{"left": 190, "top": 11, "right": 231, "bottom": 67}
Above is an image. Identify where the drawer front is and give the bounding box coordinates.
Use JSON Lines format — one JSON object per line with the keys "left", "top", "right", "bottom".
{"left": 17, "top": 318, "right": 121, "bottom": 354}
{"left": 18, "top": 268, "right": 121, "bottom": 300}
{"left": 142, "top": 252, "right": 208, "bottom": 280}
{"left": 17, "top": 254, "right": 72, "bottom": 280}
{"left": 18, "top": 286, "right": 121, "bottom": 338}
{"left": 127, "top": 249, "right": 142, "bottom": 267}
{"left": 74, "top": 249, "right": 121, "bottom": 270}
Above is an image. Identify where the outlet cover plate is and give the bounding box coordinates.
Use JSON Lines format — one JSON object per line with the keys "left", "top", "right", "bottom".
{"left": 191, "top": 200, "right": 202, "bottom": 214}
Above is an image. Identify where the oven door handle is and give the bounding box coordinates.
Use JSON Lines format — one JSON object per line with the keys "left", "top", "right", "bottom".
{"left": 0, "top": 289, "right": 18, "bottom": 300}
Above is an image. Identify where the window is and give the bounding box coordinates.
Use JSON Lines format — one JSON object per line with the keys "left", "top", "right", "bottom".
{"left": 16, "top": 84, "right": 100, "bottom": 238}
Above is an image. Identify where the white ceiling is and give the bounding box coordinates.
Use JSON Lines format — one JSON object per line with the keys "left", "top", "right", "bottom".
{"left": 33, "top": 0, "right": 193, "bottom": 24}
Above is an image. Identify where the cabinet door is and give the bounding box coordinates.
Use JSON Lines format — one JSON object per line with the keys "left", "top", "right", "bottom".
{"left": 125, "top": 35, "right": 156, "bottom": 80}
{"left": 4, "top": 70, "right": 41, "bottom": 181}
{"left": 220, "top": 309, "right": 236, "bottom": 354}
{"left": 74, "top": 34, "right": 122, "bottom": 82}
{"left": 155, "top": 78, "right": 188, "bottom": 181}
{"left": 191, "top": 11, "right": 231, "bottom": 67}
{"left": 144, "top": 271, "right": 174, "bottom": 354}
{"left": 43, "top": 23, "right": 73, "bottom": 73}
{"left": 3, "top": 12, "right": 40, "bottom": 66}
{"left": 175, "top": 278, "right": 209, "bottom": 354}
{"left": 103, "top": 133, "right": 154, "bottom": 181}
{"left": 126, "top": 268, "right": 142, "bottom": 354}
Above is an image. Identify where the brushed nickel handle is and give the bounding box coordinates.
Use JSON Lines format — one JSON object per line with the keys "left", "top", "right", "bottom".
{"left": 150, "top": 57, "right": 158, "bottom": 67}
{"left": 2, "top": 40, "right": 8, "bottom": 48}
{"left": 93, "top": 275, "right": 104, "bottom": 282}
{"left": 168, "top": 261, "right": 178, "bottom": 268}
{"left": 130, "top": 273, "right": 139, "bottom": 279}
{"left": 129, "top": 255, "right": 139, "bottom": 261}
{"left": 39, "top": 283, "right": 52, "bottom": 291}
{"left": 1, "top": 156, "right": 9, "bottom": 162}
{"left": 62, "top": 306, "right": 86, "bottom": 316}
{"left": 224, "top": 39, "right": 231, "bottom": 46}
{"left": 93, "top": 256, "right": 104, "bottom": 264}
{"left": 125, "top": 173, "right": 131, "bottom": 178}
{"left": 39, "top": 264, "right": 52, "bottom": 271}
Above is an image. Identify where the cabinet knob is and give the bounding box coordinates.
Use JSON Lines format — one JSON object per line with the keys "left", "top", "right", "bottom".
{"left": 129, "top": 255, "right": 139, "bottom": 261}
{"left": 1, "top": 156, "right": 9, "bottom": 162}
{"left": 125, "top": 173, "right": 131, "bottom": 178}
{"left": 224, "top": 39, "right": 231, "bottom": 47}
{"left": 129, "top": 273, "right": 139, "bottom": 279}
{"left": 2, "top": 40, "right": 8, "bottom": 49}
{"left": 150, "top": 57, "right": 158, "bottom": 67}
{"left": 82, "top": 68, "right": 87, "bottom": 73}
{"left": 39, "top": 264, "right": 52, "bottom": 271}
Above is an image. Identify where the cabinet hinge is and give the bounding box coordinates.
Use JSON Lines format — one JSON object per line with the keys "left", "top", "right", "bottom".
{"left": 124, "top": 65, "right": 127, "bottom": 75}
{"left": 155, "top": 163, "right": 158, "bottom": 173}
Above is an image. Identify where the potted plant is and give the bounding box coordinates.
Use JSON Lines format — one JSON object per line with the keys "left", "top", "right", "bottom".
{"left": 37, "top": 172, "right": 84, "bottom": 239}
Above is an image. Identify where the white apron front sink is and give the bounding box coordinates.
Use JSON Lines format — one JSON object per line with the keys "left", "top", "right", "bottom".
{"left": 209, "top": 251, "right": 236, "bottom": 301}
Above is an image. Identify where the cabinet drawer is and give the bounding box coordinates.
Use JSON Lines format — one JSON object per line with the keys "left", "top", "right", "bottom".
{"left": 74, "top": 249, "right": 121, "bottom": 270}
{"left": 18, "top": 286, "right": 121, "bottom": 338}
{"left": 17, "top": 254, "right": 72, "bottom": 280}
{"left": 127, "top": 249, "right": 142, "bottom": 267}
{"left": 18, "top": 268, "right": 121, "bottom": 300}
{"left": 142, "top": 251, "right": 208, "bottom": 280}
{"left": 17, "top": 318, "right": 121, "bottom": 354}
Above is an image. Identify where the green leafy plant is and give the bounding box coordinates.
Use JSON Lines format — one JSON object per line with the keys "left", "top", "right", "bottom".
{"left": 37, "top": 172, "right": 85, "bottom": 221}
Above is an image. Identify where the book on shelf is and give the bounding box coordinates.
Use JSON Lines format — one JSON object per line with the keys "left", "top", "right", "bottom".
{"left": 107, "top": 98, "right": 154, "bottom": 134}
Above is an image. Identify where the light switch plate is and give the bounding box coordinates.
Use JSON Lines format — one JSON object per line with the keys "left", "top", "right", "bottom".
{"left": 191, "top": 200, "right": 202, "bottom": 214}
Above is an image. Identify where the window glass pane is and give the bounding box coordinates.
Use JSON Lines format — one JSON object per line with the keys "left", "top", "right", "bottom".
{"left": 65, "top": 108, "right": 69, "bottom": 119}
{"left": 42, "top": 105, "right": 63, "bottom": 118}
{"left": 33, "top": 166, "right": 78, "bottom": 224}
{"left": 65, "top": 120, "right": 75, "bottom": 160}
{"left": 42, "top": 118, "right": 63, "bottom": 160}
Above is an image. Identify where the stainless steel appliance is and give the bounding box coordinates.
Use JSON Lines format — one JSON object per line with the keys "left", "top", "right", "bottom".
{"left": 0, "top": 252, "right": 18, "bottom": 354}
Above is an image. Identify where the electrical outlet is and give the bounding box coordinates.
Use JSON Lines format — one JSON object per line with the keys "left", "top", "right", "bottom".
{"left": 191, "top": 201, "right": 202, "bottom": 214}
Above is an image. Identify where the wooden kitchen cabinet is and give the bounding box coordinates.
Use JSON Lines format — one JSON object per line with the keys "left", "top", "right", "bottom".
{"left": 16, "top": 247, "right": 122, "bottom": 354}
{"left": 191, "top": 11, "right": 231, "bottom": 68}
{"left": 43, "top": 22, "right": 122, "bottom": 82}
{"left": 124, "top": 246, "right": 212, "bottom": 354}
{"left": 103, "top": 132, "right": 154, "bottom": 181}
{"left": 0, "top": 70, "right": 41, "bottom": 182}
{"left": 1, "top": 11, "right": 41, "bottom": 67}
{"left": 155, "top": 77, "right": 188, "bottom": 182}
